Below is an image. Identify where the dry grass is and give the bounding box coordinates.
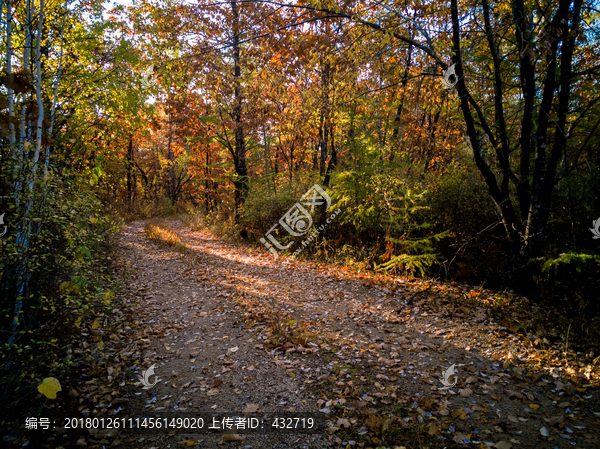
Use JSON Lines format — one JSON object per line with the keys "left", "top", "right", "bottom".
{"left": 143, "top": 219, "right": 187, "bottom": 253}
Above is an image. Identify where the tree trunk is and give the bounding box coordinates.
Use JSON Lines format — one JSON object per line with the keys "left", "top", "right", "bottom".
{"left": 168, "top": 112, "right": 175, "bottom": 201}
{"left": 19, "top": 0, "right": 32, "bottom": 153}
{"left": 127, "top": 134, "right": 133, "bottom": 202}
{"left": 318, "top": 60, "right": 330, "bottom": 181}
{"left": 33, "top": 0, "right": 45, "bottom": 167}
{"left": 390, "top": 41, "right": 413, "bottom": 162}
{"left": 450, "top": 0, "right": 521, "bottom": 252}
{"left": 512, "top": 0, "right": 536, "bottom": 220}
{"left": 204, "top": 151, "right": 211, "bottom": 210}
{"left": 261, "top": 122, "right": 271, "bottom": 191}
{"left": 5, "top": 0, "right": 15, "bottom": 144}
{"left": 323, "top": 122, "right": 337, "bottom": 188}
{"left": 520, "top": 0, "right": 583, "bottom": 258}
{"left": 231, "top": 0, "right": 248, "bottom": 218}
{"left": 44, "top": 0, "right": 68, "bottom": 178}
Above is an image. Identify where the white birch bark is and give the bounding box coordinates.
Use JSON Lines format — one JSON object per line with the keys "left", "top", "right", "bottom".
{"left": 33, "top": 0, "right": 45, "bottom": 166}
{"left": 5, "top": 0, "right": 15, "bottom": 144}
{"left": 19, "top": 0, "right": 32, "bottom": 151}
{"left": 45, "top": 0, "right": 69, "bottom": 178}
{"left": 7, "top": 0, "right": 46, "bottom": 353}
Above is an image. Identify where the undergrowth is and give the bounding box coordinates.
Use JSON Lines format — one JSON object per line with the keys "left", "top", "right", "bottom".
{"left": 143, "top": 218, "right": 188, "bottom": 252}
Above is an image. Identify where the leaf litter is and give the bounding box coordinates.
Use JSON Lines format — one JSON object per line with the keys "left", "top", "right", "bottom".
{"left": 19, "top": 219, "right": 600, "bottom": 449}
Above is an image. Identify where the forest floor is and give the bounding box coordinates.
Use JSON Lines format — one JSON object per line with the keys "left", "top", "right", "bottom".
{"left": 8, "top": 219, "right": 600, "bottom": 449}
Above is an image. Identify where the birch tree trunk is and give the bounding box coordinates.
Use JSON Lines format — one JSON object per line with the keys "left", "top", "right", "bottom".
{"left": 45, "top": 0, "right": 69, "bottom": 178}
{"left": 33, "top": 0, "right": 45, "bottom": 168}
{"left": 5, "top": 0, "right": 15, "bottom": 144}
{"left": 19, "top": 0, "right": 32, "bottom": 152}
{"left": 7, "top": 0, "right": 46, "bottom": 351}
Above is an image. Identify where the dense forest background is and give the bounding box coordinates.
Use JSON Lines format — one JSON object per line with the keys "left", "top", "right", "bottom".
{"left": 1, "top": 0, "right": 599, "bottom": 385}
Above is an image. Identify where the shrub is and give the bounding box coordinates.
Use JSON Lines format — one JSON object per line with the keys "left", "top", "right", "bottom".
{"left": 538, "top": 252, "right": 600, "bottom": 317}
{"left": 330, "top": 164, "right": 448, "bottom": 276}
{"left": 0, "top": 167, "right": 118, "bottom": 374}
{"left": 424, "top": 160, "right": 509, "bottom": 283}
{"left": 240, "top": 175, "right": 317, "bottom": 241}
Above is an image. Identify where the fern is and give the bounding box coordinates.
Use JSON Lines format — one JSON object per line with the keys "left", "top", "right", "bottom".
{"left": 377, "top": 186, "right": 448, "bottom": 276}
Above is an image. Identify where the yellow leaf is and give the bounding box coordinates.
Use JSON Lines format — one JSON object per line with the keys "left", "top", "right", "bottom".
{"left": 91, "top": 320, "right": 100, "bottom": 330}
{"left": 74, "top": 316, "right": 82, "bottom": 328}
{"left": 90, "top": 217, "right": 98, "bottom": 223}
{"left": 222, "top": 432, "right": 245, "bottom": 442}
{"left": 38, "top": 377, "right": 62, "bottom": 399}
{"left": 529, "top": 404, "right": 540, "bottom": 410}
{"left": 186, "top": 441, "right": 197, "bottom": 447}
{"left": 97, "top": 341, "right": 104, "bottom": 350}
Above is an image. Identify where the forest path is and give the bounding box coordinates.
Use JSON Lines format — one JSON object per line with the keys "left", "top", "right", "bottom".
{"left": 110, "top": 220, "right": 599, "bottom": 449}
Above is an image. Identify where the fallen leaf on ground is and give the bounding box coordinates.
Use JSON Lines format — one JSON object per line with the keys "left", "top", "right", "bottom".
{"left": 38, "top": 377, "right": 62, "bottom": 399}
{"left": 459, "top": 388, "right": 473, "bottom": 397}
{"left": 222, "top": 432, "right": 245, "bottom": 442}
{"left": 243, "top": 403, "right": 259, "bottom": 413}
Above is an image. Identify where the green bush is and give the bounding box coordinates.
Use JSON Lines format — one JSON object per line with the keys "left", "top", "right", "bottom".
{"left": 329, "top": 163, "right": 448, "bottom": 276}
{"left": 0, "top": 166, "right": 118, "bottom": 373}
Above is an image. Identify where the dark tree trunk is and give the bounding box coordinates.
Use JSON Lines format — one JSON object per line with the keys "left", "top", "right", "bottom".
{"left": 450, "top": 0, "right": 583, "bottom": 259}
{"left": 167, "top": 113, "right": 175, "bottom": 201}
{"left": 318, "top": 60, "right": 331, "bottom": 182}
{"left": 231, "top": 0, "right": 248, "bottom": 219}
{"left": 450, "top": 0, "right": 522, "bottom": 252}
{"left": 520, "top": 0, "right": 583, "bottom": 258}
{"left": 126, "top": 134, "right": 133, "bottom": 202}
{"left": 513, "top": 0, "right": 536, "bottom": 220}
{"left": 204, "top": 151, "right": 211, "bottom": 211}
{"left": 323, "top": 121, "right": 337, "bottom": 188}
{"left": 135, "top": 161, "right": 148, "bottom": 186}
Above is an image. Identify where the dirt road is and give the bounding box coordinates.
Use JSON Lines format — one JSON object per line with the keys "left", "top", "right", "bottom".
{"left": 103, "top": 220, "right": 599, "bottom": 449}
